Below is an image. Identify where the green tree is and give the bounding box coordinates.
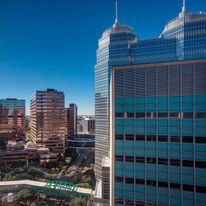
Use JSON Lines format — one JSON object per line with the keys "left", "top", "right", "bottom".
{"left": 16, "top": 189, "right": 33, "bottom": 201}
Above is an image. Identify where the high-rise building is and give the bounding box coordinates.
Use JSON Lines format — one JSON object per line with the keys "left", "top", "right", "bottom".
{"left": 78, "top": 116, "right": 95, "bottom": 134}
{"left": 65, "top": 104, "right": 77, "bottom": 137}
{"left": 30, "top": 89, "right": 65, "bottom": 153}
{"left": 95, "top": 1, "right": 206, "bottom": 205}
{"left": 0, "top": 98, "right": 26, "bottom": 138}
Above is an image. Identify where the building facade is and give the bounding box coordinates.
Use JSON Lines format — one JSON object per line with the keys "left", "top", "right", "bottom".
{"left": 95, "top": 1, "right": 206, "bottom": 205}
{"left": 78, "top": 116, "right": 95, "bottom": 134}
{"left": 66, "top": 104, "right": 77, "bottom": 137}
{"left": 30, "top": 89, "right": 65, "bottom": 153}
{"left": 0, "top": 98, "right": 26, "bottom": 140}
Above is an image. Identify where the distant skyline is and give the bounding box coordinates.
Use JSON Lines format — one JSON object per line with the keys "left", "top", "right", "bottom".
{"left": 0, "top": 0, "right": 206, "bottom": 115}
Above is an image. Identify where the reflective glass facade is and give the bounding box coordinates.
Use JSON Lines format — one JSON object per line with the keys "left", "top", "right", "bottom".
{"left": 95, "top": 5, "right": 206, "bottom": 204}
{"left": 113, "top": 60, "right": 206, "bottom": 206}
{"left": 95, "top": 22, "right": 136, "bottom": 187}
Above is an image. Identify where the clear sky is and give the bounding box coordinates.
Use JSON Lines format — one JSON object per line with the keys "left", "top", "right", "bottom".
{"left": 0, "top": 0, "right": 206, "bottom": 115}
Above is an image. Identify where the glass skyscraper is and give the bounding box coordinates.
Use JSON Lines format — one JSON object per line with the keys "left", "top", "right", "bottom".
{"left": 95, "top": 1, "right": 206, "bottom": 205}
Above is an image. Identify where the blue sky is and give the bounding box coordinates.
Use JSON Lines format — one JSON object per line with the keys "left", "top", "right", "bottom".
{"left": 0, "top": 0, "right": 206, "bottom": 115}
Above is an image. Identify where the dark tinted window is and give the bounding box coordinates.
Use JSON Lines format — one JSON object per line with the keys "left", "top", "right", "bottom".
{"left": 196, "top": 161, "right": 206, "bottom": 169}
{"left": 136, "top": 157, "right": 145, "bottom": 163}
{"left": 136, "top": 179, "right": 145, "bottom": 184}
{"left": 126, "top": 156, "right": 134, "bottom": 162}
{"left": 184, "top": 112, "right": 193, "bottom": 119}
{"left": 158, "top": 181, "right": 168, "bottom": 188}
{"left": 158, "top": 158, "right": 168, "bottom": 165}
{"left": 147, "top": 180, "right": 156, "bottom": 186}
{"left": 126, "top": 178, "right": 134, "bottom": 184}
{"left": 196, "top": 112, "right": 206, "bottom": 119}
{"left": 136, "top": 113, "right": 145, "bottom": 118}
{"left": 115, "top": 176, "right": 124, "bottom": 183}
{"left": 170, "top": 159, "right": 180, "bottom": 166}
{"left": 115, "top": 134, "right": 124, "bottom": 140}
{"left": 115, "top": 155, "right": 124, "bottom": 161}
{"left": 196, "top": 136, "right": 206, "bottom": 144}
{"left": 196, "top": 186, "right": 206, "bottom": 194}
{"left": 170, "top": 112, "right": 179, "bottom": 118}
{"left": 183, "top": 136, "right": 193, "bottom": 143}
{"left": 183, "top": 160, "right": 193, "bottom": 167}
{"left": 147, "top": 135, "right": 156, "bottom": 141}
{"left": 158, "top": 113, "right": 168, "bottom": 118}
{"left": 183, "top": 184, "right": 194, "bottom": 192}
{"left": 170, "top": 183, "right": 181, "bottom": 189}
{"left": 147, "top": 157, "right": 156, "bottom": 164}
{"left": 127, "top": 112, "right": 134, "bottom": 118}
{"left": 115, "top": 198, "right": 124, "bottom": 204}
{"left": 125, "top": 134, "right": 134, "bottom": 141}
{"left": 136, "top": 135, "right": 145, "bottom": 141}
{"left": 116, "top": 112, "right": 124, "bottom": 118}
{"left": 158, "top": 135, "right": 168, "bottom": 142}
{"left": 146, "top": 112, "right": 152, "bottom": 118}
{"left": 170, "top": 136, "right": 180, "bottom": 142}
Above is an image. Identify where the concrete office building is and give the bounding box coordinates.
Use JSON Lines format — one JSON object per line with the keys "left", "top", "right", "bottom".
{"left": 95, "top": 1, "right": 206, "bottom": 205}
{"left": 30, "top": 89, "right": 65, "bottom": 153}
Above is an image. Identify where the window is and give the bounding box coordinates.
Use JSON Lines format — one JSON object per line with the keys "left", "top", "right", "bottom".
{"left": 147, "top": 157, "right": 156, "bottom": 164}
{"left": 115, "top": 198, "right": 124, "bottom": 204}
{"left": 126, "top": 177, "right": 134, "bottom": 184}
{"left": 196, "top": 136, "right": 206, "bottom": 144}
{"left": 127, "top": 112, "right": 134, "bottom": 118}
{"left": 126, "top": 156, "right": 134, "bottom": 162}
{"left": 170, "top": 136, "right": 180, "bottom": 142}
{"left": 196, "top": 112, "right": 206, "bottom": 119}
{"left": 170, "top": 159, "right": 180, "bottom": 166}
{"left": 196, "top": 186, "right": 206, "bottom": 194}
{"left": 147, "top": 135, "right": 156, "bottom": 141}
{"left": 158, "top": 181, "right": 168, "bottom": 188}
{"left": 136, "top": 157, "right": 145, "bottom": 163}
{"left": 158, "top": 135, "right": 168, "bottom": 142}
{"left": 147, "top": 180, "right": 156, "bottom": 187}
{"left": 183, "top": 160, "right": 193, "bottom": 167}
{"left": 170, "top": 183, "right": 181, "bottom": 189}
{"left": 170, "top": 112, "right": 179, "bottom": 118}
{"left": 146, "top": 112, "right": 153, "bottom": 118}
{"left": 115, "top": 155, "right": 124, "bottom": 162}
{"left": 182, "top": 136, "right": 193, "bottom": 143}
{"left": 196, "top": 161, "right": 206, "bottom": 169}
{"left": 158, "top": 158, "right": 168, "bottom": 165}
{"left": 158, "top": 113, "right": 168, "bottom": 118}
{"left": 136, "top": 135, "right": 145, "bottom": 141}
{"left": 116, "top": 112, "right": 124, "bottom": 118}
{"left": 115, "top": 134, "right": 124, "bottom": 140}
{"left": 115, "top": 176, "right": 124, "bottom": 183}
{"left": 183, "top": 112, "right": 193, "bottom": 119}
{"left": 125, "top": 134, "right": 134, "bottom": 141}
{"left": 183, "top": 184, "right": 194, "bottom": 192}
{"left": 136, "top": 179, "right": 145, "bottom": 185}
{"left": 136, "top": 113, "right": 145, "bottom": 118}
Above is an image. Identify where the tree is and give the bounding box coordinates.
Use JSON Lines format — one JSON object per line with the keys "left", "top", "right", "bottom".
{"left": 16, "top": 189, "right": 33, "bottom": 201}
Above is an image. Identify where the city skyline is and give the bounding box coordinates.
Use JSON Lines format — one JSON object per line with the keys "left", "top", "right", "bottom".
{"left": 1, "top": 0, "right": 206, "bottom": 115}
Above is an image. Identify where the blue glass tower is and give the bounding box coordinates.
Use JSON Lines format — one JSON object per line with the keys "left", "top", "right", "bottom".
{"left": 95, "top": 1, "right": 206, "bottom": 205}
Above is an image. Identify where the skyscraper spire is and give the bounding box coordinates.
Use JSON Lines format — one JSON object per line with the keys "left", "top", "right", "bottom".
{"left": 182, "top": 0, "right": 186, "bottom": 12}
{"left": 115, "top": 0, "right": 119, "bottom": 23}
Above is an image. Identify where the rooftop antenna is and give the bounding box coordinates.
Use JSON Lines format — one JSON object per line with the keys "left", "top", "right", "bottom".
{"left": 115, "top": 0, "right": 119, "bottom": 23}
{"left": 182, "top": 0, "right": 186, "bottom": 12}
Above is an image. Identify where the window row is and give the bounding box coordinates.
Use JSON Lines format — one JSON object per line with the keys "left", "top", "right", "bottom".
{"left": 115, "top": 198, "right": 164, "bottom": 206}
{"left": 115, "top": 176, "right": 206, "bottom": 194}
{"left": 115, "top": 134, "right": 206, "bottom": 143}
{"left": 115, "top": 112, "right": 206, "bottom": 119}
{"left": 115, "top": 155, "right": 206, "bottom": 168}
